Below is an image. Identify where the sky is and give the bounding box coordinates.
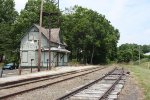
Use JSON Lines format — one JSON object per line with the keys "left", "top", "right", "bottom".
{"left": 14, "top": 0, "right": 150, "bottom": 46}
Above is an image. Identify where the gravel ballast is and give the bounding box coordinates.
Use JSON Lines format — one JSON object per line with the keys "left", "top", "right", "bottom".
{"left": 8, "top": 66, "right": 114, "bottom": 100}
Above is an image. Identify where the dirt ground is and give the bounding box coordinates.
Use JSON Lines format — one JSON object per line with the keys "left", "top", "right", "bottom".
{"left": 118, "top": 71, "right": 144, "bottom": 100}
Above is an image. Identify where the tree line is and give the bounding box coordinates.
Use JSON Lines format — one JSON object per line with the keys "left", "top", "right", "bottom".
{"left": 61, "top": 6, "right": 119, "bottom": 64}
{"left": 118, "top": 44, "right": 150, "bottom": 63}
{"left": 0, "top": 0, "right": 149, "bottom": 64}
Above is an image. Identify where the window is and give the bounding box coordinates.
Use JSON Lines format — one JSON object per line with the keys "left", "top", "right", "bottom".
{"left": 29, "top": 33, "right": 34, "bottom": 41}
{"left": 34, "top": 40, "right": 37, "bottom": 42}
{"left": 22, "top": 51, "right": 28, "bottom": 62}
{"left": 44, "top": 52, "right": 48, "bottom": 63}
{"left": 30, "top": 28, "right": 38, "bottom": 32}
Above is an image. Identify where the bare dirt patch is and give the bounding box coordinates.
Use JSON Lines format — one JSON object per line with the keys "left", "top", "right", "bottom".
{"left": 118, "top": 72, "right": 144, "bottom": 100}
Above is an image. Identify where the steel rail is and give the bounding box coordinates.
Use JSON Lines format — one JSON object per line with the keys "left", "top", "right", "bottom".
{"left": 99, "top": 68, "right": 124, "bottom": 100}
{"left": 0, "top": 66, "right": 107, "bottom": 99}
{"left": 0, "top": 66, "right": 102, "bottom": 89}
{"left": 57, "top": 67, "right": 117, "bottom": 100}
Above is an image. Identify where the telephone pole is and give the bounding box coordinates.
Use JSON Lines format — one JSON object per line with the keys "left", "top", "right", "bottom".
{"left": 43, "top": 12, "right": 58, "bottom": 70}
{"left": 43, "top": 0, "right": 60, "bottom": 70}
{"left": 38, "top": 0, "right": 43, "bottom": 72}
{"left": 48, "top": 15, "right": 51, "bottom": 70}
{"left": 38, "top": 0, "right": 60, "bottom": 70}
{"left": 139, "top": 45, "right": 141, "bottom": 65}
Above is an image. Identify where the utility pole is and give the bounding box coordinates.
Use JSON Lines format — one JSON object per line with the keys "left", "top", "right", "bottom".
{"left": 139, "top": 45, "right": 141, "bottom": 65}
{"left": 58, "top": 0, "right": 60, "bottom": 26}
{"left": 42, "top": 12, "right": 51, "bottom": 70}
{"left": 58, "top": 0, "right": 59, "bottom": 9}
{"left": 42, "top": 0, "right": 60, "bottom": 70}
{"left": 38, "top": 0, "right": 43, "bottom": 72}
{"left": 48, "top": 15, "right": 51, "bottom": 70}
{"left": 43, "top": 12, "right": 58, "bottom": 70}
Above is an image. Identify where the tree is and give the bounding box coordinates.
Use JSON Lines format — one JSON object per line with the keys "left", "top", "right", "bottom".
{"left": 117, "top": 43, "right": 143, "bottom": 63}
{"left": 11, "top": 0, "right": 60, "bottom": 64}
{"left": 61, "top": 6, "right": 120, "bottom": 64}
{"left": 0, "top": 1, "right": 120, "bottom": 65}
{"left": 14, "top": 0, "right": 60, "bottom": 39}
{"left": 141, "top": 45, "right": 150, "bottom": 53}
{"left": 0, "top": 0, "right": 18, "bottom": 63}
{"left": 118, "top": 50, "right": 132, "bottom": 63}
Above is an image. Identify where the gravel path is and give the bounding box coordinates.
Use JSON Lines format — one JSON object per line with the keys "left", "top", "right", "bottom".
{"left": 8, "top": 66, "right": 114, "bottom": 100}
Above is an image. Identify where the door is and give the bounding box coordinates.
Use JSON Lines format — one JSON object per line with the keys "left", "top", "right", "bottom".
{"left": 22, "top": 51, "right": 28, "bottom": 63}
{"left": 28, "top": 51, "right": 35, "bottom": 66}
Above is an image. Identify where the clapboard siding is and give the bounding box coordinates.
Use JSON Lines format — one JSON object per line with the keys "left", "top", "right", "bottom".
{"left": 20, "top": 24, "right": 70, "bottom": 67}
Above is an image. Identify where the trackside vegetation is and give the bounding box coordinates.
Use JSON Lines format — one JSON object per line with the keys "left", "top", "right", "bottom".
{"left": 125, "top": 62, "right": 150, "bottom": 100}
{"left": 118, "top": 44, "right": 150, "bottom": 63}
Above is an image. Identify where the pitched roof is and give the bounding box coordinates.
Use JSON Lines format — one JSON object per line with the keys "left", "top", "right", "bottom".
{"left": 34, "top": 24, "right": 62, "bottom": 45}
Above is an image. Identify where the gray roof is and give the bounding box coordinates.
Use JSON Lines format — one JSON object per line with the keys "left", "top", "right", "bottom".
{"left": 42, "top": 47, "right": 70, "bottom": 53}
{"left": 34, "top": 24, "right": 64, "bottom": 45}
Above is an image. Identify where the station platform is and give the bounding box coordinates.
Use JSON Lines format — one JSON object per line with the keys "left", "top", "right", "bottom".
{"left": 0, "top": 65, "right": 99, "bottom": 85}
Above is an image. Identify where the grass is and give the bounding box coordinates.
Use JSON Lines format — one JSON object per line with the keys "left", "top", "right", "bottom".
{"left": 123, "top": 62, "right": 150, "bottom": 100}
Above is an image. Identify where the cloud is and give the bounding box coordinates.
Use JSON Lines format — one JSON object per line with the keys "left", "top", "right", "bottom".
{"left": 14, "top": 0, "right": 27, "bottom": 13}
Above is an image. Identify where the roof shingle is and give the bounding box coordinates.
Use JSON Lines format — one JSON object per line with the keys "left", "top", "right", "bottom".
{"left": 34, "top": 24, "right": 61, "bottom": 44}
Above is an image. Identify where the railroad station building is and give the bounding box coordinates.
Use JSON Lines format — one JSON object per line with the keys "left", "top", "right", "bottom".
{"left": 20, "top": 24, "right": 70, "bottom": 67}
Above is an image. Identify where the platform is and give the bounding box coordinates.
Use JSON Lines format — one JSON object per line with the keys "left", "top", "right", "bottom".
{"left": 0, "top": 65, "right": 99, "bottom": 85}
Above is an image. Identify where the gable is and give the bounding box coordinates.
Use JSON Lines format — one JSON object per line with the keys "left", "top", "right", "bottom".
{"left": 28, "top": 27, "right": 39, "bottom": 41}
{"left": 20, "top": 24, "right": 67, "bottom": 48}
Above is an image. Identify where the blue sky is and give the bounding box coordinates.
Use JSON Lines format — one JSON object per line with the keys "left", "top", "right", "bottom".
{"left": 14, "top": 0, "right": 150, "bottom": 46}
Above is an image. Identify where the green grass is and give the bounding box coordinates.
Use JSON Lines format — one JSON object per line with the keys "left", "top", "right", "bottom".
{"left": 125, "top": 64, "right": 150, "bottom": 100}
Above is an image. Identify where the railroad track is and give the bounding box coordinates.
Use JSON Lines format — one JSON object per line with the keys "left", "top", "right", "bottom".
{"left": 57, "top": 68, "right": 125, "bottom": 100}
{"left": 0, "top": 66, "right": 107, "bottom": 99}
{"left": 0, "top": 66, "right": 104, "bottom": 89}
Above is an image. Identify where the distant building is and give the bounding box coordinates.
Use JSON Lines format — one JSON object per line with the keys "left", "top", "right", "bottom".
{"left": 20, "top": 24, "right": 70, "bottom": 67}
